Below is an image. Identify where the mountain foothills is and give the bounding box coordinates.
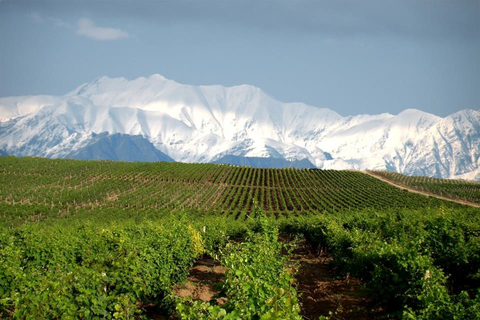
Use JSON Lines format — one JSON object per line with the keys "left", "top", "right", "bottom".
{"left": 0, "top": 74, "right": 478, "bottom": 180}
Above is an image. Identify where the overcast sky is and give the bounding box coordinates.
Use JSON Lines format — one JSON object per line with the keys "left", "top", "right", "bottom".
{"left": 0, "top": 0, "right": 478, "bottom": 117}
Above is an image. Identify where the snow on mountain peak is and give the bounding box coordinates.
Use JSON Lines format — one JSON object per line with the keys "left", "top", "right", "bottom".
{"left": 0, "top": 75, "right": 479, "bottom": 180}
{"left": 0, "top": 95, "right": 63, "bottom": 121}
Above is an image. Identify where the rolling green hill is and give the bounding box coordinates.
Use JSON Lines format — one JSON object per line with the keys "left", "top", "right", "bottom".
{"left": 1, "top": 156, "right": 479, "bottom": 319}
{"left": 0, "top": 156, "right": 457, "bottom": 228}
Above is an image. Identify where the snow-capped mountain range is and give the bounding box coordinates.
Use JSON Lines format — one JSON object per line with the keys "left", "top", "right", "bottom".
{"left": 1, "top": 74, "right": 479, "bottom": 180}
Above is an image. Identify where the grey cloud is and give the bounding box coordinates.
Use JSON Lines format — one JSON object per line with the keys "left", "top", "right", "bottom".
{"left": 76, "top": 18, "right": 130, "bottom": 40}
{"left": 29, "top": 11, "right": 70, "bottom": 28}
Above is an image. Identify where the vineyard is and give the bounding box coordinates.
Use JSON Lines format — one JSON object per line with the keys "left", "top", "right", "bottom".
{"left": 368, "top": 170, "right": 480, "bottom": 205}
{"left": 1, "top": 156, "right": 479, "bottom": 319}
{"left": 0, "top": 157, "right": 455, "bottom": 228}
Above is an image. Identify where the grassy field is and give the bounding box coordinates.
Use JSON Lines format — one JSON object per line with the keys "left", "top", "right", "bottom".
{"left": 1, "top": 156, "right": 479, "bottom": 319}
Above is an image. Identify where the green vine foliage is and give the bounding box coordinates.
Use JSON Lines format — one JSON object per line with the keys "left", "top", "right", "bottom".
{"left": 176, "top": 208, "right": 302, "bottom": 320}
{"left": 0, "top": 220, "right": 201, "bottom": 319}
{"left": 282, "top": 207, "right": 480, "bottom": 318}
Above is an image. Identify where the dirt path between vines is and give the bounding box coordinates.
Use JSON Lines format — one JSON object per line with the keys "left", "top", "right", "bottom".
{"left": 363, "top": 171, "right": 480, "bottom": 208}
{"left": 291, "top": 242, "right": 384, "bottom": 320}
{"left": 146, "top": 243, "right": 384, "bottom": 319}
{"left": 173, "top": 255, "right": 228, "bottom": 305}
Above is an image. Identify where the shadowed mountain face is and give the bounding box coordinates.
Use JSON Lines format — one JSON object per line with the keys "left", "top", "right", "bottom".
{"left": 66, "top": 133, "right": 174, "bottom": 162}
{"left": 0, "top": 75, "right": 479, "bottom": 179}
{"left": 211, "top": 155, "right": 315, "bottom": 169}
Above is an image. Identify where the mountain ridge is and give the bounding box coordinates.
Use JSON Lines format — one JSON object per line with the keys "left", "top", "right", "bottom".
{"left": 0, "top": 74, "right": 478, "bottom": 180}
{"left": 66, "top": 132, "right": 174, "bottom": 162}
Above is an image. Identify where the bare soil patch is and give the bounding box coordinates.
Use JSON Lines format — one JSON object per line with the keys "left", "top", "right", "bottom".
{"left": 147, "top": 242, "right": 384, "bottom": 319}
{"left": 291, "top": 242, "right": 385, "bottom": 320}
{"left": 173, "top": 255, "right": 227, "bottom": 305}
{"left": 143, "top": 256, "right": 227, "bottom": 319}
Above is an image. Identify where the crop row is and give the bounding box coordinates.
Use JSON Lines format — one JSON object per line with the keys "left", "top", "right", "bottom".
{"left": 282, "top": 207, "right": 480, "bottom": 319}
{"left": 0, "top": 157, "right": 458, "bottom": 228}
{"left": 369, "top": 170, "right": 480, "bottom": 204}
